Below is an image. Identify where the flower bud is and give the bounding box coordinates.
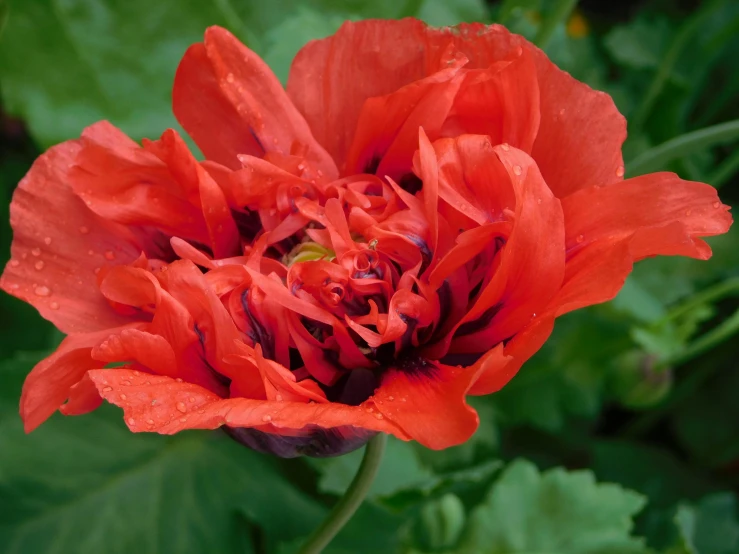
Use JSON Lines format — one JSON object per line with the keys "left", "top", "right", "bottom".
{"left": 414, "top": 493, "right": 466, "bottom": 551}
{"left": 611, "top": 350, "right": 673, "bottom": 409}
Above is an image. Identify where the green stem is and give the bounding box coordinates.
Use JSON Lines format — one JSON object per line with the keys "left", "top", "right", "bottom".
{"left": 630, "top": 0, "right": 720, "bottom": 131}
{"left": 534, "top": 0, "right": 579, "bottom": 50}
{"left": 659, "top": 278, "right": 739, "bottom": 324}
{"left": 626, "top": 118, "right": 739, "bottom": 176}
{"left": 299, "top": 434, "right": 387, "bottom": 554}
{"left": 708, "top": 148, "right": 739, "bottom": 189}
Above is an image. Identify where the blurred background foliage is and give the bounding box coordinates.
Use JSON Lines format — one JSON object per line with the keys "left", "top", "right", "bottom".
{"left": 1, "top": 0, "right": 738, "bottom": 552}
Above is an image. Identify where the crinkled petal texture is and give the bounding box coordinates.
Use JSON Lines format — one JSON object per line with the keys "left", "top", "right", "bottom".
{"left": 1, "top": 19, "right": 732, "bottom": 457}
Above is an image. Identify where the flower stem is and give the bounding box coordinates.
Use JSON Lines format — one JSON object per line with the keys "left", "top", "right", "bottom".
{"left": 299, "top": 433, "right": 387, "bottom": 554}
{"left": 534, "top": 0, "right": 579, "bottom": 50}
{"left": 626, "top": 118, "right": 739, "bottom": 176}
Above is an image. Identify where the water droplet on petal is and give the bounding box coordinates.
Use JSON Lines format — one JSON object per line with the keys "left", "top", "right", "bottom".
{"left": 176, "top": 402, "right": 187, "bottom": 413}
{"left": 685, "top": 209, "right": 692, "bottom": 216}
{"left": 576, "top": 234, "right": 584, "bottom": 243}
{"left": 122, "top": 380, "right": 131, "bottom": 386}
{"left": 128, "top": 418, "right": 136, "bottom": 426}
{"left": 104, "top": 250, "right": 115, "bottom": 261}
{"left": 375, "top": 413, "right": 384, "bottom": 419}
{"left": 146, "top": 419, "right": 155, "bottom": 425}
{"left": 275, "top": 394, "right": 283, "bottom": 402}
{"left": 713, "top": 201, "right": 721, "bottom": 209}
{"left": 226, "top": 72, "right": 235, "bottom": 83}
{"left": 120, "top": 394, "right": 127, "bottom": 400}
{"left": 180, "top": 417, "right": 187, "bottom": 423}
{"left": 512, "top": 165, "right": 522, "bottom": 176}
{"left": 31, "top": 248, "right": 41, "bottom": 257}
{"left": 34, "top": 285, "right": 51, "bottom": 297}
{"left": 34, "top": 260, "right": 44, "bottom": 270}
{"left": 175, "top": 378, "right": 183, "bottom": 383}
{"left": 388, "top": 396, "right": 394, "bottom": 401}
{"left": 615, "top": 165, "right": 625, "bottom": 178}
{"left": 262, "top": 414, "right": 272, "bottom": 422}
{"left": 49, "top": 301, "right": 60, "bottom": 310}
{"left": 501, "top": 143, "right": 510, "bottom": 151}
{"left": 537, "top": 198, "right": 542, "bottom": 205}
{"left": 102, "top": 386, "right": 112, "bottom": 392}
{"left": 44, "top": 237, "right": 52, "bottom": 245}
{"left": 189, "top": 397, "right": 196, "bottom": 403}
{"left": 9, "top": 259, "right": 20, "bottom": 267}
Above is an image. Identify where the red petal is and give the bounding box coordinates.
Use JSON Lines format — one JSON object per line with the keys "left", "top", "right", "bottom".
{"left": 554, "top": 173, "right": 732, "bottom": 314}
{"left": 0, "top": 132, "right": 144, "bottom": 333}
{"left": 450, "top": 142, "right": 565, "bottom": 350}
{"left": 59, "top": 373, "right": 104, "bottom": 416}
{"left": 468, "top": 315, "right": 555, "bottom": 395}
{"left": 70, "top": 125, "right": 211, "bottom": 246}
{"left": 20, "top": 325, "right": 143, "bottom": 431}
{"left": 88, "top": 368, "right": 410, "bottom": 438}
{"left": 173, "top": 27, "right": 337, "bottom": 178}
{"left": 371, "top": 360, "right": 484, "bottom": 449}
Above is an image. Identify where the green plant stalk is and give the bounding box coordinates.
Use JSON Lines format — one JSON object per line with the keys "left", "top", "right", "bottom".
{"left": 662, "top": 277, "right": 739, "bottom": 323}
{"left": 299, "top": 433, "right": 388, "bottom": 554}
{"left": 624, "top": 306, "right": 739, "bottom": 437}
{"left": 630, "top": 0, "right": 721, "bottom": 131}
{"left": 534, "top": 0, "right": 579, "bottom": 50}
{"left": 708, "top": 148, "right": 739, "bottom": 189}
{"left": 626, "top": 119, "right": 739, "bottom": 176}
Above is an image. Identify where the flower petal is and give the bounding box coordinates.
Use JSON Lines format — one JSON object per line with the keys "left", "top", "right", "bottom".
{"left": 0, "top": 131, "right": 144, "bottom": 333}
{"left": 553, "top": 173, "right": 732, "bottom": 314}
{"left": 20, "top": 325, "right": 143, "bottom": 431}
{"left": 87, "top": 368, "right": 409, "bottom": 439}
{"left": 371, "top": 359, "right": 483, "bottom": 449}
{"left": 173, "top": 26, "right": 337, "bottom": 178}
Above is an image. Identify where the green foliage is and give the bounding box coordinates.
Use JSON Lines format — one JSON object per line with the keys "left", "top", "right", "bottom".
{"left": 1, "top": 0, "right": 738, "bottom": 552}
{"left": 454, "top": 460, "right": 648, "bottom": 553}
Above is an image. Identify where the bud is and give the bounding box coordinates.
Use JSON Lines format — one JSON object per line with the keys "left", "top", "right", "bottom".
{"left": 611, "top": 350, "right": 673, "bottom": 409}
{"left": 414, "top": 493, "right": 466, "bottom": 551}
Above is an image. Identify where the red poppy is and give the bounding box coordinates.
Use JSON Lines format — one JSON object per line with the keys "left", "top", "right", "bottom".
{"left": 2, "top": 19, "right": 731, "bottom": 456}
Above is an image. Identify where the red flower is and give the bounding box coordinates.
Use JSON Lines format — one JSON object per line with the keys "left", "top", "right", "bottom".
{"left": 2, "top": 19, "right": 731, "bottom": 457}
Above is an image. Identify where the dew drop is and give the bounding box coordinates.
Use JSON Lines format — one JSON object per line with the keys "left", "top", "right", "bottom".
{"left": 197, "top": 409, "right": 205, "bottom": 414}
{"left": 122, "top": 380, "right": 131, "bottom": 386}
{"left": 226, "top": 72, "right": 235, "bottom": 83}
{"left": 275, "top": 394, "right": 283, "bottom": 402}
{"left": 262, "top": 414, "right": 272, "bottom": 422}
{"left": 189, "top": 396, "right": 196, "bottom": 403}
{"left": 388, "top": 396, "right": 394, "bottom": 401}
{"left": 685, "top": 209, "right": 692, "bottom": 216}
{"left": 501, "top": 143, "right": 510, "bottom": 151}
{"left": 512, "top": 165, "right": 522, "bottom": 176}
{"left": 576, "top": 234, "right": 584, "bottom": 243}
{"left": 375, "top": 413, "right": 384, "bottom": 419}
{"left": 176, "top": 402, "right": 187, "bottom": 413}
{"left": 44, "top": 237, "right": 52, "bottom": 245}
{"left": 615, "top": 165, "right": 625, "bottom": 178}
{"left": 102, "top": 386, "right": 113, "bottom": 392}
{"left": 146, "top": 419, "right": 155, "bottom": 425}
{"left": 49, "top": 301, "right": 60, "bottom": 310}
{"left": 180, "top": 417, "right": 187, "bottom": 423}
{"left": 133, "top": 370, "right": 141, "bottom": 376}
{"left": 104, "top": 250, "right": 116, "bottom": 261}
{"left": 79, "top": 226, "right": 89, "bottom": 235}
{"left": 34, "top": 260, "right": 44, "bottom": 271}
{"left": 34, "top": 285, "right": 51, "bottom": 297}
{"left": 31, "top": 248, "right": 41, "bottom": 257}
{"left": 120, "top": 394, "right": 127, "bottom": 400}
{"left": 128, "top": 418, "right": 136, "bottom": 426}
{"left": 9, "top": 259, "right": 20, "bottom": 267}
{"left": 366, "top": 406, "right": 374, "bottom": 413}
{"left": 713, "top": 201, "right": 721, "bottom": 209}
{"left": 175, "top": 378, "right": 183, "bottom": 383}
{"left": 401, "top": 397, "right": 407, "bottom": 402}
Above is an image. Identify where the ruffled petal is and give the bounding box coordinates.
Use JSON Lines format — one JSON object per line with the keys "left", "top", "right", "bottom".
{"left": 467, "top": 314, "right": 555, "bottom": 395}
{"left": 173, "top": 26, "right": 337, "bottom": 178}
{"left": 553, "top": 173, "right": 732, "bottom": 315}
{"left": 370, "top": 359, "right": 483, "bottom": 449}
{"left": 0, "top": 132, "right": 145, "bottom": 333}
{"left": 87, "top": 368, "right": 409, "bottom": 438}
{"left": 20, "top": 325, "right": 143, "bottom": 431}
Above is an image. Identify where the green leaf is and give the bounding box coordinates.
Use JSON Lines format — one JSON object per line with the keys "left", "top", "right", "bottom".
{"left": 603, "top": 17, "right": 672, "bottom": 70}
{"left": 674, "top": 494, "right": 739, "bottom": 554}
{"left": 456, "top": 459, "right": 649, "bottom": 553}
{"left": 0, "top": 352, "right": 325, "bottom": 554}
